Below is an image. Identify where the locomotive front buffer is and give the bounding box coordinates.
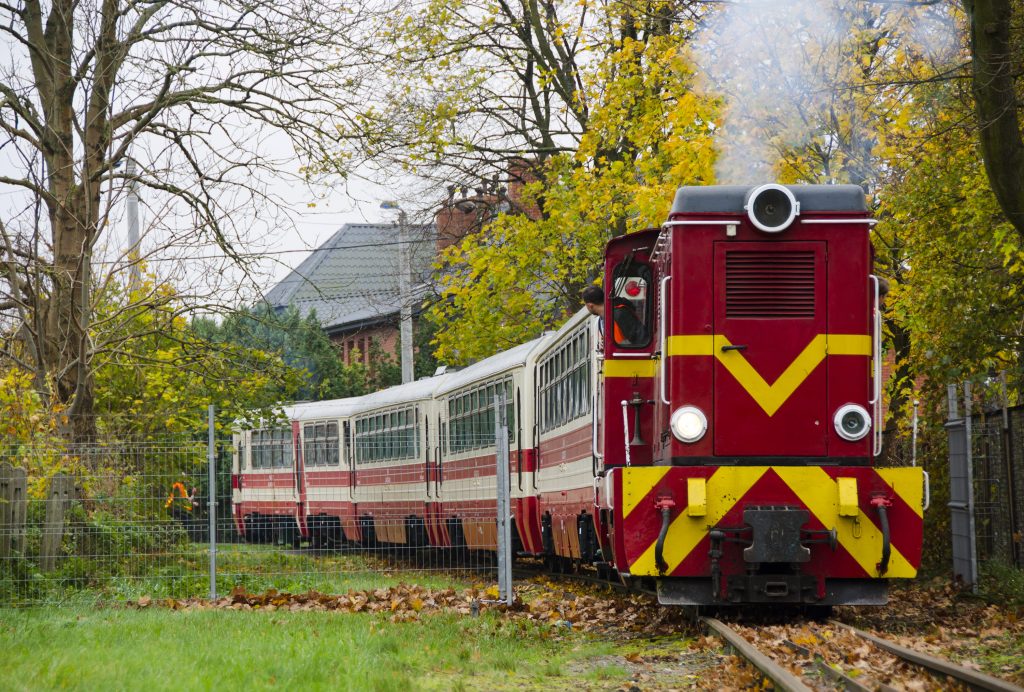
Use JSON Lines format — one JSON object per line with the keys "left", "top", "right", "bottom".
{"left": 614, "top": 465, "right": 925, "bottom": 607}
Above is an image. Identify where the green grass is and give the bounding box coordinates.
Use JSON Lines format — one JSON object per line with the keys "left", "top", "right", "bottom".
{"left": 0, "top": 606, "right": 620, "bottom": 691}
{"left": 3, "top": 544, "right": 472, "bottom": 606}
{"left": 976, "top": 560, "right": 1024, "bottom": 607}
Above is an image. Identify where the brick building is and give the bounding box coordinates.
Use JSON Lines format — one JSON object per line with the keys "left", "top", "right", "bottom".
{"left": 264, "top": 222, "right": 436, "bottom": 367}
{"left": 266, "top": 164, "right": 540, "bottom": 369}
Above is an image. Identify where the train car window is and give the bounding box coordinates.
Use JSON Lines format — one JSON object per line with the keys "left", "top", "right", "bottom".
{"left": 445, "top": 376, "right": 513, "bottom": 454}
{"left": 238, "top": 439, "right": 246, "bottom": 471}
{"left": 353, "top": 406, "right": 418, "bottom": 465}
{"left": 273, "top": 429, "right": 285, "bottom": 468}
{"left": 610, "top": 262, "right": 653, "bottom": 348}
{"left": 315, "top": 423, "right": 327, "bottom": 467}
{"left": 250, "top": 432, "right": 259, "bottom": 469}
{"left": 538, "top": 326, "right": 591, "bottom": 433}
{"left": 326, "top": 422, "right": 339, "bottom": 466}
{"left": 303, "top": 424, "right": 314, "bottom": 467}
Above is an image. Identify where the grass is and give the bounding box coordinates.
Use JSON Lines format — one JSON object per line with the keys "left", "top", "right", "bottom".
{"left": 976, "top": 560, "right": 1024, "bottom": 607}
{"left": 3, "top": 543, "right": 473, "bottom": 606}
{"left": 0, "top": 605, "right": 622, "bottom": 691}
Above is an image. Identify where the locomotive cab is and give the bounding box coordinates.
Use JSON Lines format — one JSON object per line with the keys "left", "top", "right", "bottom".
{"left": 600, "top": 184, "right": 926, "bottom": 607}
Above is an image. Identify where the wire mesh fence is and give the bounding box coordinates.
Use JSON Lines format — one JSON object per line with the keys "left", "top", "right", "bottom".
{"left": 947, "top": 380, "right": 1024, "bottom": 586}
{"left": 0, "top": 425, "right": 522, "bottom": 607}
{"left": 969, "top": 404, "right": 1023, "bottom": 569}
{"left": 0, "top": 437, "right": 213, "bottom": 605}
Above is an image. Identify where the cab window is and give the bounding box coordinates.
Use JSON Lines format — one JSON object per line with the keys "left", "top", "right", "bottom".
{"left": 610, "top": 262, "right": 652, "bottom": 348}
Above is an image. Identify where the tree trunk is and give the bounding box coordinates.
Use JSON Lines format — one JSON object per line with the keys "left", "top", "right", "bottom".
{"left": 966, "top": 0, "right": 1024, "bottom": 239}
{"left": 30, "top": 0, "right": 103, "bottom": 440}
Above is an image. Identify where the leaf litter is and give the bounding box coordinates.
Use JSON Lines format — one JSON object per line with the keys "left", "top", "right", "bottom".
{"left": 126, "top": 576, "right": 1024, "bottom": 689}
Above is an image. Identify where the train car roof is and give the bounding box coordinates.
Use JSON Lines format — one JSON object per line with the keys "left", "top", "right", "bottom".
{"left": 355, "top": 372, "right": 449, "bottom": 411}
{"left": 528, "top": 307, "right": 591, "bottom": 362}
{"left": 283, "top": 397, "right": 367, "bottom": 421}
{"left": 434, "top": 337, "right": 542, "bottom": 396}
{"left": 670, "top": 184, "right": 867, "bottom": 215}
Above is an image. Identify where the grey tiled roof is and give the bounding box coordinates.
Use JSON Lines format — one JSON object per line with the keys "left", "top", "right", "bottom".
{"left": 265, "top": 223, "right": 437, "bottom": 332}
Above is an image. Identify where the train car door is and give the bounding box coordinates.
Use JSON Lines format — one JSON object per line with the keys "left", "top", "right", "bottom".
{"left": 292, "top": 421, "right": 308, "bottom": 536}
{"left": 713, "top": 241, "right": 827, "bottom": 457}
{"left": 343, "top": 421, "right": 354, "bottom": 500}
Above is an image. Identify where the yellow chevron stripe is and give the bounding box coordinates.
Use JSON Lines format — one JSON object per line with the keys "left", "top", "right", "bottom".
{"left": 774, "top": 467, "right": 916, "bottom": 578}
{"left": 630, "top": 467, "right": 766, "bottom": 576}
{"left": 604, "top": 359, "right": 658, "bottom": 379}
{"left": 877, "top": 468, "right": 925, "bottom": 520}
{"left": 621, "top": 467, "right": 671, "bottom": 520}
{"left": 666, "top": 335, "right": 715, "bottom": 356}
{"left": 826, "top": 334, "right": 872, "bottom": 356}
{"left": 664, "top": 334, "right": 870, "bottom": 416}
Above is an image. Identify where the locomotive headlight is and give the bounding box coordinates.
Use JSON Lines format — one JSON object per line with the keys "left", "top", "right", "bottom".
{"left": 834, "top": 404, "right": 871, "bottom": 441}
{"left": 745, "top": 183, "right": 799, "bottom": 233}
{"left": 670, "top": 406, "right": 707, "bottom": 443}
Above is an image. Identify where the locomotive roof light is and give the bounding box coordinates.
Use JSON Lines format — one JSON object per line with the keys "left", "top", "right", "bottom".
{"left": 834, "top": 404, "right": 871, "bottom": 442}
{"left": 745, "top": 184, "right": 800, "bottom": 233}
{"left": 670, "top": 406, "right": 707, "bottom": 443}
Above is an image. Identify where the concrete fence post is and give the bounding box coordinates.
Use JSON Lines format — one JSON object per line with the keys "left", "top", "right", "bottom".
{"left": 0, "top": 462, "right": 14, "bottom": 558}
{"left": 10, "top": 466, "right": 27, "bottom": 555}
{"left": 40, "top": 473, "right": 75, "bottom": 571}
{"left": 0, "top": 463, "right": 28, "bottom": 558}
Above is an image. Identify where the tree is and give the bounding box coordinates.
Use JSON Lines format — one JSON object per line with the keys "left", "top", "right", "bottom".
{"left": 428, "top": 29, "right": 717, "bottom": 363}
{"left": 333, "top": 0, "right": 706, "bottom": 199}
{"left": 0, "top": 0, "right": 368, "bottom": 440}
{"left": 964, "top": 0, "right": 1024, "bottom": 240}
{"left": 91, "top": 276, "right": 305, "bottom": 438}
{"left": 195, "top": 305, "right": 375, "bottom": 401}
{"left": 875, "top": 51, "right": 1024, "bottom": 391}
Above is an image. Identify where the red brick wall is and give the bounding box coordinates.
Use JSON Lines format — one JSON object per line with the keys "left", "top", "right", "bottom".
{"left": 433, "top": 159, "right": 543, "bottom": 253}
{"left": 331, "top": 324, "right": 400, "bottom": 367}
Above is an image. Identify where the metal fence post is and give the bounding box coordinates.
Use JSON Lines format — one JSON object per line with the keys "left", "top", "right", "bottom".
{"left": 494, "top": 392, "right": 513, "bottom": 605}
{"left": 947, "top": 382, "right": 977, "bottom": 589}
{"left": 208, "top": 404, "right": 217, "bottom": 600}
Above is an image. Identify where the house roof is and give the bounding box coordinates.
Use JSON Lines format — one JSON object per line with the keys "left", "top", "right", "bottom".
{"left": 264, "top": 222, "right": 437, "bottom": 333}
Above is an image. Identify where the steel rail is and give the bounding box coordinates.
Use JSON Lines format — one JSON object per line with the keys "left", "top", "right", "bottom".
{"left": 831, "top": 620, "right": 1024, "bottom": 692}
{"left": 701, "top": 617, "right": 813, "bottom": 692}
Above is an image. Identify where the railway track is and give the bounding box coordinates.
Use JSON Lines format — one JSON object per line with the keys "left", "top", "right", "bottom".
{"left": 286, "top": 548, "right": 1022, "bottom": 690}
{"left": 505, "top": 565, "right": 1022, "bottom": 690}
{"left": 702, "top": 616, "right": 1024, "bottom": 692}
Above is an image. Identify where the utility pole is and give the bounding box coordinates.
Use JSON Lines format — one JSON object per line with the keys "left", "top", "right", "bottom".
{"left": 381, "top": 202, "right": 414, "bottom": 383}
{"left": 126, "top": 157, "right": 140, "bottom": 290}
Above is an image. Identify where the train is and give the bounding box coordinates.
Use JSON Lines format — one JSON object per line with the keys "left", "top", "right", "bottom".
{"left": 231, "top": 183, "right": 927, "bottom": 607}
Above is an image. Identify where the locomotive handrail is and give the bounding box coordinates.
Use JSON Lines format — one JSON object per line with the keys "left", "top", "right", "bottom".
{"left": 591, "top": 392, "right": 603, "bottom": 466}
{"left": 869, "top": 275, "right": 882, "bottom": 456}
{"left": 620, "top": 400, "right": 631, "bottom": 467}
{"left": 659, "top": 274, "right": 671, "bottom": 405}
{"left": 436, "top": 414, "right": 444, "bottom": 488}
{"left": 663, "top": 219, "right": 742, "bottom": 226}
{"left": 516, "top": 389, "right": 523, "bottom": 491}
{"left": 802, "top": 218, "right": 878, "bottom": 225}
{"left": 424, "top": 416, "right": 431, "bottom": 499}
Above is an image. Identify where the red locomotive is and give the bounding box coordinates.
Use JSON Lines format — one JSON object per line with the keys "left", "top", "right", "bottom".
{"left": 232, "top": 183, "right": 927, "bottom": 606}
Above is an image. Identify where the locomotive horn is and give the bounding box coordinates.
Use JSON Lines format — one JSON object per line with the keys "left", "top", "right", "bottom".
{"left": 745, "top": 184, "right": 799, "bottom": 233}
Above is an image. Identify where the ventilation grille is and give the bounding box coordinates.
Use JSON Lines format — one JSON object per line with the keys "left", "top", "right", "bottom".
{"left": 726, "top": 251, "right": 816, "bottom": 318}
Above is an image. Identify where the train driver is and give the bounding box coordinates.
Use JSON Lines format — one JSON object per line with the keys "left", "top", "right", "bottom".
{"left": 582, "top": 285, "right": 648, "bottom": 346}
